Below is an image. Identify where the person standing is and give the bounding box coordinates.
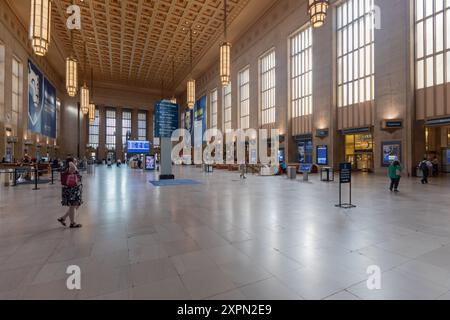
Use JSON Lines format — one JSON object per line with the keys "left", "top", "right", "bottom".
{"left": 58, "top": 157, "right": 82, "bottom": 228}
{"left": 432, "top": 156, "right": 439, "bottom": 177}
{"left": 389, "top": 160, "right": 402, "bottom": 192}
{"left": 419, "top": 158, "right": 431, "bottom": 184}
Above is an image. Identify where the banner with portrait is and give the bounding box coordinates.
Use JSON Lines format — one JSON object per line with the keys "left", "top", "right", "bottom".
{"left": 28, "top": 59, "right": 57, "bottom": 138}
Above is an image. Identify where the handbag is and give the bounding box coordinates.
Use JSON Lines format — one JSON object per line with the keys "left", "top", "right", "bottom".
{"left": 66, "top": 173, "right": 79, "bottom": 188}
{"left": 395, "top": 168, "right": 402, "bottom": 176}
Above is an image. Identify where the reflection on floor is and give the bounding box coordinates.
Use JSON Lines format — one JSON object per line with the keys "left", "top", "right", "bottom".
{"left": 1, "top": 166, "right": 450, "bottom": 300}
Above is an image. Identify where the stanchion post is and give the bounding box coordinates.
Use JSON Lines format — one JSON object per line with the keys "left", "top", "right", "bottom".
{"left": 33, "top": 165, "right": 39, "bottom": 190}
{"left": 51, "top": 168, "right": 54, "bottom": 185}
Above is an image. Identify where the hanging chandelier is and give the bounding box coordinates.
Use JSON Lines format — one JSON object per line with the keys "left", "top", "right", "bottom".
{"left": 89, "top": 103, "right": 95, "bottom": 124}
{"left": 66, "top": 29, "right": 78, "bottom": 97}
{"left": 187, "top": 28, "right": 195, "bottom": 110}
{"left": 170, "top": 59, "right": 177, "bottom": 104}
{"left": 308, "top": 0, "right": 329, "bottom": 28}
{"left": 80, "top": 44, "right": 89, "bottom": 115}
{"left": 89, "top": 68, "right": 95, "bottom": 123}
{"left": 220, "top": 0, "right": 231, "bottom": 87}
{"left": 66, "top": 57, "right": 78, "bottom": 97}
{"left": 30, "top": 0, "right": 52, "bottom": 56}
{"left": 80, "top": 83, "right": 89, "bottom": 115}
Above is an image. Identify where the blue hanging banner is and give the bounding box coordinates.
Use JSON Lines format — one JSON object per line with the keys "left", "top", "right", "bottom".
{"left": 154, "top": 100, "right": 179, "bottom": 138}
{"left": 28, "top": 59, "right": 57, "bottom": 138}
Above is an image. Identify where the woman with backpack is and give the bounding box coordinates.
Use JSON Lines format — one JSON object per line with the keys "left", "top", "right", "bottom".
{"left": 57, "top": 157, "right": 82, "bottom": 228}
{"left": 388, "top": 160, "right": 402, "bottom": 192}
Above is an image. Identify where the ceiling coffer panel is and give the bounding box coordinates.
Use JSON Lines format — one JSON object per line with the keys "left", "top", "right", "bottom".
{"left": 50, "top": 0, "right": 251, "bottom": 89}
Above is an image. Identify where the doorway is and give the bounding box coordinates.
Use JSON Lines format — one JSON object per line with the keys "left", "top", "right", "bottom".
{"left": 345, "top": 133, "right": 374, "bottom": 172}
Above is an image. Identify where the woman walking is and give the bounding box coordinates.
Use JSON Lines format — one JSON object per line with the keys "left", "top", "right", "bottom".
{"left": 58, "top": 157, "right": 83, "bottom": 228}
{"left": 388, "top": 160, "right": 402, "bottom": 192}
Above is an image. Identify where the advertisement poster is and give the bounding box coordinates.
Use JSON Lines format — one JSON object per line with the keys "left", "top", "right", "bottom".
{"left": 28, "top": 60, "right": 56, "bottom": 138}
{"left": 382, "top": 141, "right": 401, "bottom": 166}
{"left": 184, "top": 108, "right": 193, "bottom": 137}
{"left": 194, "top": 96, "right": 207, "bottom": 139}
{"left": 298, "top": 140, "right": 313, "bottom": 164}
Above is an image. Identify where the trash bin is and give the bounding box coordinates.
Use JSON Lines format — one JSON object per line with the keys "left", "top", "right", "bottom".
{"left": 303, "top": 171, "right": 309, "bottom": 181}
{"left": 2, "top": 169, "right": 14, "bottom": 187}
{"left": 320, "top": 167, "right": 334, "bottom": 182}
{"left": 287, "top": 166, "right": 297, "bottom": 179}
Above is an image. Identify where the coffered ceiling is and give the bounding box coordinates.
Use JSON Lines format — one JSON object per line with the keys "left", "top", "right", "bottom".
{"left": 9, "top": 0, "right": 276, "bottom": 91}
{"left": 53, "top": 0, "right": 254, "bottom": 88}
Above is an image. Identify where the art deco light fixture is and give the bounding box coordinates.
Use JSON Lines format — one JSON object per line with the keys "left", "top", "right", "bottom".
{"left": 308, "top": 0, "right": 330, "bottom": 28}
{"left": 30, "top": 0, "right": 52, "bottom": 56}
{"left": 170, "top": 59, "right": 177, "bottom": 104}
{"left": 187, "top": 28, "right": 195, "bottom": 110}
{"left": 66, "top": 31, "right": 78, "bottom": 97}
{"left": 89, "top": 68, "right": 95, "bottom": 124}
{"left": 220, "top": 0, "right": 231, "bottom": 87}
{"left": 66, "top": 57, "right": 78, "bottom": 97}
{"left": 80, "top": 44, "right": 89, "bottom": 115}
{"left": 80, "top": 83, "right": 89, "bottom": 115}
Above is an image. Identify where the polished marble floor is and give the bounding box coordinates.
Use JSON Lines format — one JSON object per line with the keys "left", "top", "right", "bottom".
{"left": 1, "top": 165, "right": 450, "bottom": 300}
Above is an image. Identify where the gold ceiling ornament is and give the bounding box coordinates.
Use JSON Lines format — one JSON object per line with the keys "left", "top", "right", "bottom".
{"left": 29, "top": 0, "right": 52, "bottom": 56}
{"left": 66, "top": 30, "right": 78, "bottom": 97}
{"left": 187, "top": 28, "right": 195, "bottom": 110}
{"left": 308, "top": 0, "right": 329, "bottom": 28}
{"left": 220, "top": 0, "right": 231, "bottom": 87}
{"left": 89, "top": 68, "right": 95, "bottom": 123}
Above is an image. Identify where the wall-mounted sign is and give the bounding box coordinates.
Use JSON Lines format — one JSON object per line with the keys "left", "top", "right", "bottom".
{"left": 341, "top": 127, "right": 371, "bottom": 135}
{"left": 382, "top": 141, "right": 402, "bottom": 166}
{"left": 6, "top": 136, "right": 18, "bottom": 143}
{"left": 316, "top": 145, "right": 328, "bottom": 165}
{"left": 315, "top": 129, "right": 329, "bottom": 138}
{"left": 425, "top": 117, "right": 450, "bottom": 126}
{"left": 382, "top": 119, "right": 403, "bottom": 130}
{"left": 154, "top": 100, "right": 179, "bottom": 138}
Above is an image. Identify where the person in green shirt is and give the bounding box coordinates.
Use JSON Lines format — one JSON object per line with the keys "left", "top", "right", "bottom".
{"left": 388, "top": 160, "right": 402, "bottom": 192}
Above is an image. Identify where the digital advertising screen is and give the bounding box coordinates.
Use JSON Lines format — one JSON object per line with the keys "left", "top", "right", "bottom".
{"left": 382, "top": 141, "right": 401, "bottom": 166}
{"left": 127, "top": 141, "right": 150, "bottom": 154}
{"left": 316, "top": 145, "right": 328, "bottom": 165}
{"left": 145, "top": 155, "right": 156, "bottom": 171}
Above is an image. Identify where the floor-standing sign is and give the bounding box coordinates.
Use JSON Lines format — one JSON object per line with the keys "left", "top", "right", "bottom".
{"left": 335, "top": 162, "right": 356, "bottom": 209}
{"left": 154, "top": 100, "right": 179, "bottom": 180}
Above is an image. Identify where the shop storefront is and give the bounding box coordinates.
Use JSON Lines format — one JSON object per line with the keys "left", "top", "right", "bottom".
{"left": 343, "top": 129, "right": 374, "bottom": 172}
